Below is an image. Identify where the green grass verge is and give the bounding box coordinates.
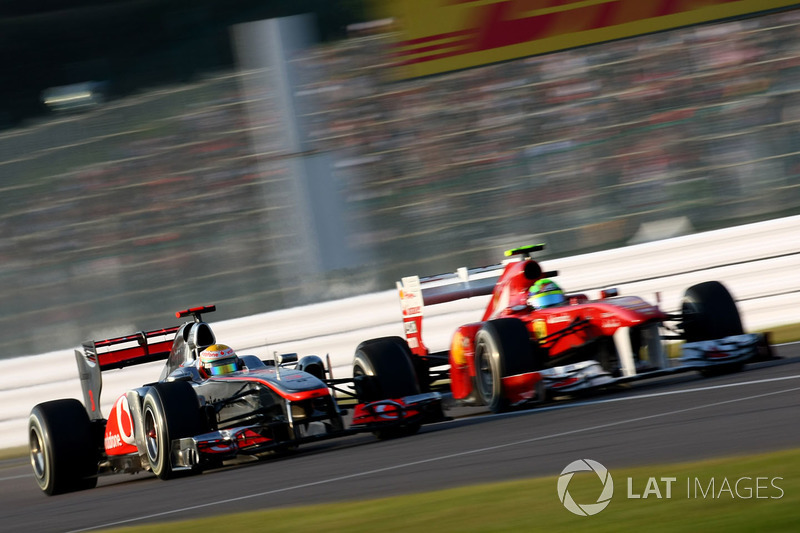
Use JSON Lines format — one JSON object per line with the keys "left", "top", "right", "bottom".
{"left": 102, "top": 447, "right": 800, "bottom": 532}
{"left": 0, "top": 446, "right": 27, "bottom": 461}
{"left": 761, "top": 323, "right": 800, "bottom": 345}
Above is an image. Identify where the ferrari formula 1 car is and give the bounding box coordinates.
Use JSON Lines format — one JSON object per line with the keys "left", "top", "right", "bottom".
{"left": 28, "top": 305, "right": 443, "bottom": 495}
{"left": 364, "top": 244, "right": 773, "bottom": 413}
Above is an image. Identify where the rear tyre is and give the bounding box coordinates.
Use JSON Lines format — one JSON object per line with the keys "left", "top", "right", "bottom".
{"left": 353, "top": 337, "right": 421, "bottom": 439}
{"left": 474, "top": 318, "right": 539, "bottom": 413}
{"left": 681, "top": 281, "right": 744, "bottom": 343}
{"left": 29, "top": 399, "right": 99, "bottom": 495}
{"left": 142, "top": 382, "right": 205, "bottom": 480}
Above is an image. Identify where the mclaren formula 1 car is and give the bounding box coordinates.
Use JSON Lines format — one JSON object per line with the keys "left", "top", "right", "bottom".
{"left": 29, "top": 305, "right": 443, "bottom": 495}
{"left": 362, "top": 244, "right": 773, "bottom": 413}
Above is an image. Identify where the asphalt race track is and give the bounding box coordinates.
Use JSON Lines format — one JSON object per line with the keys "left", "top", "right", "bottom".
{"left": 2, "top": 343, "right": 798, "bottom": 532}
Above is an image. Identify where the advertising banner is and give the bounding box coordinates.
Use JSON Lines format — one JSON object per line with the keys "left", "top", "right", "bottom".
{"left": 381, "top": 0, "right": 799, "bottom": 78}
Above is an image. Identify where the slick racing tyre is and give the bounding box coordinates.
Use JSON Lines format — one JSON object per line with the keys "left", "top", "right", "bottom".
{"left": 353, "top": 337, "right": 421, "bottom": 402}
{"left": 474, "top": 318, "right": 540, "bottom": 413}
{"left": 353, "top": 337, "right": 421, "bottom": 439}
{"left": 681, "top": 281, "right": 744, "bottom": 343}
{"left": 142, "top": 382, "right": 205, "bottom": 480}
{"left": 682, "top": 281, "right": 746, "bottom": 377}
{"left": 29, "top": 399, "right": 99, "bottom": 495}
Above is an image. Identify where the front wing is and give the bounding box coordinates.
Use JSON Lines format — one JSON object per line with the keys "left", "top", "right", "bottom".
{"left": 167, "top": 392, "right": 445, "bottom": 469}
{"left": 539, "top": 333, "right": 773, "bottom": 396}
{"left": 678, "top": 333, "right": 772, "bottom": 369}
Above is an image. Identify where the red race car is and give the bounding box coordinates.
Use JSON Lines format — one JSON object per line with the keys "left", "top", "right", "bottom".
{"left": 356, "top": 245, "right": 773, "bottom": 413}
{"left": 29, "top": 305, "right": 444, "bottom": 495}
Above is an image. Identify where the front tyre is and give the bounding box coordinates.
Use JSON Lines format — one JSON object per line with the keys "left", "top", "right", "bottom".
{"left": 682, "top": 281, "right": 746, "bottom": 377}
{"left": 353, "top": 337, "right": 421, "bottom": 439}
{"left": 142, "top": 382, "right": 205, "bottom": 480}
{"left": 29, "top": 399, "right": 99, "bottom": 495}
{"left": 353, "top": 337, "right": 420, "bottom": 402}
{"left": 681, "top": 281, "right": 744, "bottom": 343}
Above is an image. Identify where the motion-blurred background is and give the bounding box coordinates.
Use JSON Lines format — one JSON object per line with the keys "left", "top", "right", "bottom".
{"left": 1, "top": 1, "right": 799, "bottom": 358}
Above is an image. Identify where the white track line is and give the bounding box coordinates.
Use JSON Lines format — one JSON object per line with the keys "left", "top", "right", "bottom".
{"left": 70, "top": 376, "right": 800, "bottom": 532}
{"left": 471, "top": 372, "right": 800, "bottom": 419}
{"left": 0, "top": 473, "right": 31, "bottom": 481}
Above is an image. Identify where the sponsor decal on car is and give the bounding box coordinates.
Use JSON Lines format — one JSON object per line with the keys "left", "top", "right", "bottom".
{"left": 533, "top": 319, "right": 547, "bottom": 342}
{"left": 547, "top": 314, "right": 572, "bottom": 324}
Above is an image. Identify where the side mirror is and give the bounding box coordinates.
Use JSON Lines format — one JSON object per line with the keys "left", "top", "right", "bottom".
{"left": 277, "top": 352, "right": 298, "bottom": 365}
{"left": 600, "top": 288, "right": 619, "bottom": 299}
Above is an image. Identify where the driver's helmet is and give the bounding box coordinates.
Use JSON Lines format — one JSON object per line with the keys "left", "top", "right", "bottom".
{"left": 527, "top": 278, "right": 566, "bottom": 309}
{"left": 199, "top": 344, "right": 240, "bottom": 377}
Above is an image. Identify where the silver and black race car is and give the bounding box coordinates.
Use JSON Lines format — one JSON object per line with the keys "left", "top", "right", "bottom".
{"left": 29, "top": 305, "right": 444, "bottom": 495}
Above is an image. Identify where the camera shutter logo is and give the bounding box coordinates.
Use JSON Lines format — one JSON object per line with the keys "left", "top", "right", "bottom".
{"left": 557, "top": 459, "right": 614, "bottom": 516}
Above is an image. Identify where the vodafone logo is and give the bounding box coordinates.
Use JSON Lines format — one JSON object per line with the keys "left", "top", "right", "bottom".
{"left": 114, "top": 395, "right": 136, "bottom": 445}
{"left": 374, "top": 404, "right": 399, "bottom": 420}
{"left": 557, "top": 459, "right": 614, "bottom": 516}
{"left": 372, "top": 402, "right": 403, "bottom": 420}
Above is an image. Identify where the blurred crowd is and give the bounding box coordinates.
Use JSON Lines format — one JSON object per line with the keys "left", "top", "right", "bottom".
{"left": 1, "top": 9, "right": 800, "bottom": 357}
{"left": 301, "top": 10, "right": 800, "bottom": 262}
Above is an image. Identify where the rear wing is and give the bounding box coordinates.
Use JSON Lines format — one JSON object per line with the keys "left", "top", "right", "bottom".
{"left": 398, "top": 245, "right": 555, "bottom": 357}
{"left": 398, "top": 264, "right": 504, "bottom": 357}
{"left": 76, "top": 305, "right": 216, "bottom": 420}
{"left": 76, "top": 327, "right": 179, "bottom": 420}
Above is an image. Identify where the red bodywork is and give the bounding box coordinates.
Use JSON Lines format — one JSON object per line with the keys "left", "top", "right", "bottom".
{"left": 351, "top": 398, "right": 425, "bottom": 427}
{"left": 401, "top": 256, "right": 668, "bottom": 404}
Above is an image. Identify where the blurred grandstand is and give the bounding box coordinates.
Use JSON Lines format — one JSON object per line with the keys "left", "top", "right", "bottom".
{"left": 1, "top": 8, "right": 800, "bottom": 358}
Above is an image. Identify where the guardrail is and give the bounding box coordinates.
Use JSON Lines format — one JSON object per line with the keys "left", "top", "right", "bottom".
{"left": 2, "top": 215, "right": 798, "bottom": 450}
